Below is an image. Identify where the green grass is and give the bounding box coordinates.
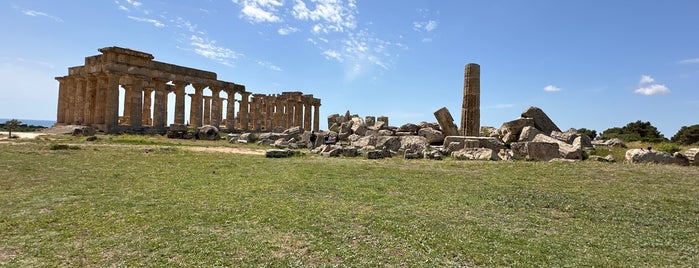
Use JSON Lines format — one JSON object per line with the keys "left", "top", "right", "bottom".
{"left": 1, "top": 138, "right": 698, "bottom": 267}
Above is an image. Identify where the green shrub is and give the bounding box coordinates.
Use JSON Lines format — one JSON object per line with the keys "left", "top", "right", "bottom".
{"left": 655, "top": 142, "right": 681, "bottom": 154}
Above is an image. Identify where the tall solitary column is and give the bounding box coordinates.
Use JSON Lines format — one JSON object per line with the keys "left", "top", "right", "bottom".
{"left": 129, "top": 76, "right": 144, "bottom": 128}
{"left": 461, "top": 63, "right": 480, "bottom": 136}
{"left": 239, "top": 91, "right": 250, "bottom": 131}
{"left": 173, "top": 81, "right": 188, "bottom": 125}
{"left": 190, "top": 84, "right": 205, "bottom": 127}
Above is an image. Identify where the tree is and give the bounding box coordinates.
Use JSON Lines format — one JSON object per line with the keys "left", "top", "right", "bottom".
{"left": 671, "top": 124, "right": 699, "bottom": 145}
{"left": 600, "top": 120, "right": 665, "bottom": 142}
{"left": 576, "top": 128, "right": 597, "bottom": 140}
{"left": 5, "top": 119, "right": 21, "bottom": 138}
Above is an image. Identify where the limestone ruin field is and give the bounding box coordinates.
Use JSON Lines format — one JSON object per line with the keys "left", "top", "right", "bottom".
{"left": 1, "top": 135, "right": 698, "bottom": 266}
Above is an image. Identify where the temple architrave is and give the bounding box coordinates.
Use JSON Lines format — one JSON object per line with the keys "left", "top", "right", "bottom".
{"left": 55, "top": 47, "right": 321, "bottom": 134}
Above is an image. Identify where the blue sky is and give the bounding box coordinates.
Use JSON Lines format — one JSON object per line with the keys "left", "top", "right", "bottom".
{"left": 1, "top": 0, "right": 697, "bottom": 137}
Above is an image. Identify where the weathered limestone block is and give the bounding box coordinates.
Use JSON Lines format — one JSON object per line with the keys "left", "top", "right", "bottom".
{"left": 442, "top": 136, "right": 504, "bottom": 151}
{"left": 446, "top": 142, "right": 463, "bottom": 154}
{"left": 573, "top": 135, "right": 593, "bottom": 150}
{"left": 265, "top": 149, "right": 297, "bottom": 158}
{"left": 532, "top": 133, "right": 582, "bottom": 160}
{"left": 418, "top": 121, "right": 441, "bottom": 131}
{"left": 341, "top": 147, "right": 359, "bottom": 157}
{"left": 196, "top": 125, "right": 220, "bottom": 140}
{"left": 681, "top": 148, "right": 699, "bottom": 165}
{"left": 396, "top": 123, "right": 420, "bottom": 134}
{"left": 423, "top": 149, "right": 443, "bottom": 160}
{"left": 511, "top": 141, "right": 560, "bottom": 161}
{"left": 376, "top": 136, "right": 402, "bottom": 152}
{"left": 327, "top": 114, "right": 342, "bottom": 129}
{"left": 283, "top": 126, "right": 304, "bottom": 136}
{"left": 461, "top": 63, "right": 480, "bottom": 137}
{"left": 498, "top": 149, "right": 514, "bottom": 161}
{"left": 377, "top": 116, "right": 389, "bottom": 128}
{"left": 366, "top": 150, "right": 386, "bottom": 159}
{"left": 238, "top": 133, "right": 257, "bottom": 143}
{"left": 673, "top": 152, "right": 690, "bottom": 166}
{"left": 71, "top": 126, "right": 96, "bottom": 136}
{"left": 499, "top": 118, "right": 535, "bottom": 144}
{"left": 521, "top": 106, "right": 561, "bottom": 135}
{"left": 624, "top": 149, "right": 678, "bottom": 165}
{"left": 352, "top": 136, "right": 377, "bottom": 148}
{"left": 452, "top": 148, "right": 497, "bottom": 161}
{"left": 399, "top": 136, "right": 430, "bottom": 153}
{"left": 351, "top": 123, "right": 367, "bottom": 136}
{"left": 434, "top": 107, "right": 459, "bottom": 137}
{"left": 519, "top": 126, "right": 544, "bottom": 142}
{"left": 404, "top": 149, "right": 424, "bottom": 159}
{"left": 418, "top": 127, "right": 445, "bottom": 145}
{"left": 550, "top": 130, "right": 579, "bottom": 144}
{"left": 365, "top": 116, "right": 376, "bottom": 127}
{"left": 378, "top": 129, "right": 394, "bottom": 136}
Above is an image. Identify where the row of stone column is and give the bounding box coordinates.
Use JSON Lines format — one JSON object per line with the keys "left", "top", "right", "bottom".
{"left": 56, "top": 73, "right": 321, "bottom": 132}
{"left": 247, "top": 92, "right": 320, "bottom": 131}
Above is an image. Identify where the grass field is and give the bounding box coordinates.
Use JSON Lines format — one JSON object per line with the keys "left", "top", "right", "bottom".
{"left": 1, "top": 135, "right": 698, "bottom": 267}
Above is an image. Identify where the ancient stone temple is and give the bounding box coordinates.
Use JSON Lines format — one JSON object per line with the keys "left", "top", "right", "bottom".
{"left": 55, "top": 47, "right": 321, "bottom": 133}
{"left": 460, "top": 63, "right": 480, "bottom": 136}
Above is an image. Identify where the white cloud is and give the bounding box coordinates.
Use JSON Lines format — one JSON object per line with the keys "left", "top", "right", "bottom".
{"left": 127, "top": 16, "right": 165, "bottom": 27}
{"left": 278, "top": 26, "right": 299, "bottom": 35}
{"left": 235, "top": 0, "right": 284, "bottom": 23}
{"left": 323, "top": 50, "right": 342, "bottom": 62}
{"left": 190, "top": 35, "right": 242, "bottom": 66}
{"left": 635, "top": 75, "right": 670, "bottom": 95}
{"left": 125, "top": 0, "right": 142, "bottom": 7}
{"left": 544, "top": 85, "right": 562, "bottom": 92}
{"left": 635, "top": 84, "right": 670, "bottom": 95}
{"left": 413, "top": 20, "right": 438, "bottom": 32}
{"left": 678, "top": 58, "right": 699, "bottom": 64}
{"left": 20, "top": 9, "right": 64, "bottom": 22}
{"left": 257, "top": 61, "right": 283, "bottom": 71}
{"left": 639, "top": 75, "right": 654, "bottom": 84}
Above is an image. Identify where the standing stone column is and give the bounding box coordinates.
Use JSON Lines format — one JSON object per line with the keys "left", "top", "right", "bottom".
{"left": 210, "top": 87, "right": 222, "bottom": 127}
{"left": 251, "top": 94, "right": 264, "bottom": 131}
{"left": 265, "top": 95, "right": 275, "bottom": 130}
{"left": 55, "top": 76, "right": 68, "bottom": 124}
{"left": 203, "top": 96, "right": 212, "bottom": 125}
{"left": 94, "top": 74, "right": 107, "bottom": 124}
{"left": 225, "top": 86, "right": 237, "bottom": 131}
{"left": 239, "top": 91, "right": 250, "bottom": 131}
{"left": 142, "top": 87, "right": 153, "bottom": 125}
{"left": 104, "top": 73, "right": 121, "bottom": 132}
{"left": 313, "top": 99, "right": 321, "bottom": 132}
{"left": 461, "top": 63, "right": 480, "bottom": 136}
{"left": 122, "top": 81, "right": 132, "bottom": 122}
{"left": 294, "top": 93, "right": 303, "bottom": 128}
{"left": 173, "top": 81, "right": 188, "bottom": 125}
{"left": 74, "top": 77, "right": 86, "bottom": 124}
{"left": 152, "top": 79, "right": 168, "bottom": 130}
{"left": 84, "top": 76, "right": 97, "bottom": 124}
{"left": 129, "top": 76, "right": 144, "bottom": 128}
{"left": 190, "top": 84, "right": 205, "bottom": 127}
{"left": 275, "top": 96, "right": 285, "bottom": 128}
{"left": 303, "top": 95, "right": 312, "bottom": 131}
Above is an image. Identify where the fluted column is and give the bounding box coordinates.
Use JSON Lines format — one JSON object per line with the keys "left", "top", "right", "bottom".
{"left": 152, "top": 79, "right": 168, "bottom": 130}
{"left": 104, "top": 73, "right": 121, "bottom": 132}
{"left": 265, "top": 95, "right": 274, "bottom": 130}
{"left": 65, "top": 77, "right": 76, "bottom": 124}
{"left": 461, "top": 63, "right": 480, "bottom": 136}
{"left": 173, "top": 81, "right": 188, "bottom": 125}
{"left": 302, "top": 94, "right": 312, "bottom": 131}
{"left": 225, "top": 87, "right": 237, "bottom": 131}
{"left": 239, "top": 91, "right": 250, "bottom": 131}
{"left": 189, "top": 84, "right": 205, "bottom": 127}
{"left": 95, "top": 74, "right": 107, "bottom": 124}
{"left": 294, "top": 93, "right": 303, "bottom": 128}
{"left": 209, "top": 87, "right": 222, "bottom": 128}
{"left": 142, "top": 87, "right": 153, "bottom": 125}
{"left": 203, "top": 96, "right": 212, "bottom": 125}
{"left": 129, "top": 76, "right": 144, "bottom": 128}
{"left": 313, "top": 99, "right": 321, "bottom": 131}
{"left": 55, "top": 76, "right": 68, "bottom": 124}
{"left": 284, "top": 94, "right": 294, "bottom": 129}
{"left": 83, "top": 76, "right": 97, "bottom": 124}
{"left": 73, "top": 77, "right": 86, "bottom": 124}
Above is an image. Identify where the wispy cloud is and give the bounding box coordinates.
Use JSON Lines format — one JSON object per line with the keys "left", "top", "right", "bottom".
{"left": 292, "top": 0, "right": 357, "bottom": 33}
{"left": 678, "top": 58, "right": 699, "bottom": 64}
{"left": 234, "top": 0, "right": 284, "bottom": 23}
{"left": 413, "top": 20, "right": 438, "bottom": 32}
{"left": 635, "top": 75, "right": 670, "bottom": 96}
{"left": 19, "top": 9, "right": 64, "bottom": 22}
{"left": 278, "top": 26, "right": 299, "bottom": 35}
{"left": 257, "top": 61, "right": 282, "bottom": 71}
{"left": 544, "top": 85, "right": 562, "bottom": 92}
{"left": 127, "top": 16, "right": 165, "bottom": 27}
{"left": 190, "top": 35, "right": 243, "bottom": 66}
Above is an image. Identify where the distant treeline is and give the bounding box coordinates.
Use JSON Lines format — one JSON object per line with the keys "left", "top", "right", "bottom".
{"left": 0, "top": 122, "right": 47, "bottom": 132}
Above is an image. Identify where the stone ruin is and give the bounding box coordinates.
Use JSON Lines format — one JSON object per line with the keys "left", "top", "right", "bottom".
{"left": 53, "top": 47, "right": 321, "bottom": 135}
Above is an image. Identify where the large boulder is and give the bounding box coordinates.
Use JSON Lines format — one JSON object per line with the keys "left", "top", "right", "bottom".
{"left": 352, "top": 136, "right": 377, "bottom": 147}
{"left": 396, "top": 123, "right": 420, "bottom": 134}
{"left": 681, "top": 148, "right": 699, "bottom": 165}
{"left": 511, "top": 141, "right": 560, "bottom": 161}
{"left": 452, "top": 148, "right": 498, "bottom": 161}
{"left": 196, "top": 125, "right": 220, "bottom": 140}
{"left": 265, "top": 149, "right": 297, "bottom": 158}
{"left": 520, "top": 106, "right": 561, "bottom": 134}
{"left": 418, "top": 128, "right": 445, "bottom": 145}
{"left": 71, "top": 126, "right": 97, "bottom": 136}
{"left": 518, "top": 126, "right": 544, "bottom": 142}
{"left": 376, "top": 136, "right": 402, "bottom": 152}
{"left": 499, "top": 118, "right": 535, "bottom": 144}
{"left": 550, "top": 130, "right": 579, "bottom": 144}
{"left": 624, "top": 149, "right": 678, "bottom": 165}
{"left": 282, "top": 126, "right": 304, "bottom": 136}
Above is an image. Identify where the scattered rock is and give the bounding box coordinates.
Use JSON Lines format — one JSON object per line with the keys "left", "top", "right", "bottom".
{"left": 265, "top": 149, "right": 298, "bottom": 158}
{"left": 196, "top": 125, "right": 220, "bottom": 140}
